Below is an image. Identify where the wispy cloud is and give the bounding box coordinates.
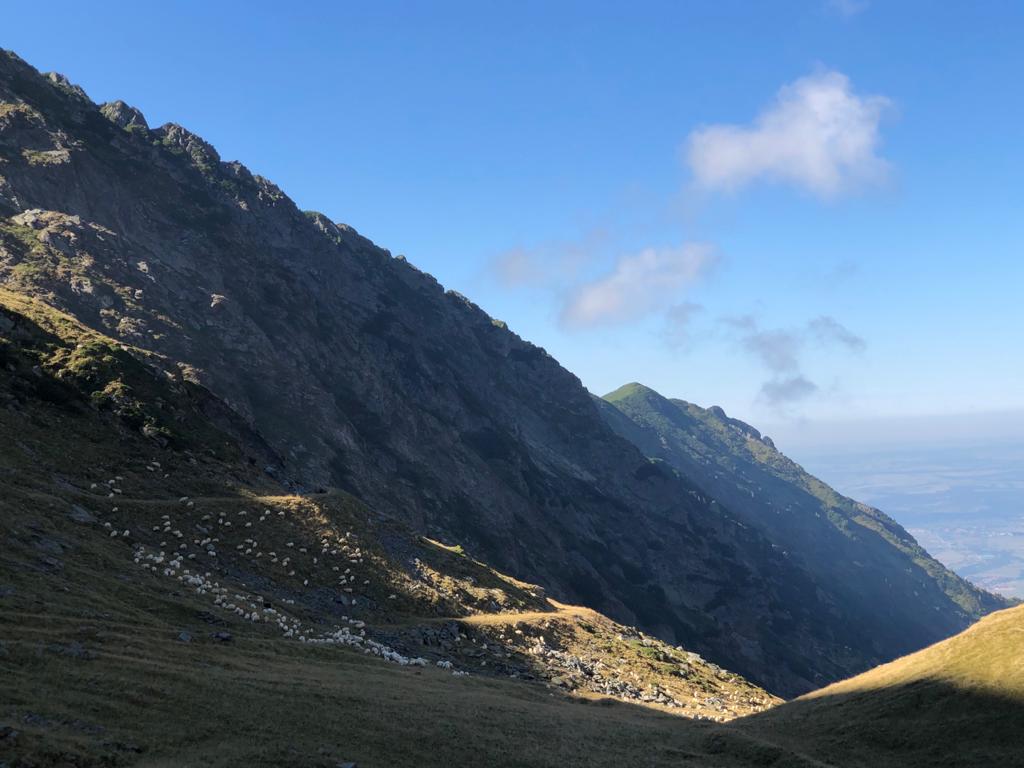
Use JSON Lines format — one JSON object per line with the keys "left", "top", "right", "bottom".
{"left": 827, "top": 0, "right": 869, "bottom": 19}
{"left": 560, "top": 244, "right": 717, "bottom": 329}
{"left": 492, "top": 247, "right": 545, "bottom": 288}
{"left": 686, "top": 70, "right": 891, "bottom": 198}
{"left": 485, "top": 71, "right": 877, "bottom": 411}
{"left": 722, "top": 314, "right": 865, "bottom": 406}
{"left": 489, "top": 229, "right": 610, "bottom": 289}
{"left": 662, "top": 301, "right": 704, "bottom": 349}
{"left": 808, "top": 315, "right": 866, "bottom": 350}
{"left": 746, "top": 329, "right": 803, "bottom": 373}
{"left": 761, "top": 375, "right": 819, "bottom": 404}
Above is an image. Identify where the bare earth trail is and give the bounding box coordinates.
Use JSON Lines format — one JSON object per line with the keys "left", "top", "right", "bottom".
{"left": 452, "top": 600, "right": 599, "bottom": 626}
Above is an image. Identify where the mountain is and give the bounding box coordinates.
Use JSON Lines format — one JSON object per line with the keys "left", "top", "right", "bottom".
{"left": 6, "top": 281, "right": 1018, "bottom": 767}
{"left": 0, "top": 290, "right": 783, "bottom": 767}
{"left": 599, "top": 382, "right": 1008, "bottom": 678}
{"left": 0, "top": 49, "right": 1005, "bottom": 699}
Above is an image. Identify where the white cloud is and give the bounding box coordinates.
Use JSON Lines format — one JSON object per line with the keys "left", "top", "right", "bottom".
{"left": 560, "top": 244, "right": 716, "bottom": 329}
{"left": 741, "top": 328, "right": 803, "bottom": 373}
{"left": 686, "top": 70, "right": 890, "bottom": 197}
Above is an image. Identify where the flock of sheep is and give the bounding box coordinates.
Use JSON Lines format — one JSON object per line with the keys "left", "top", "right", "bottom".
{"left": 83, "top": 461, "right": 757, "bottom": 716}
{"left": 89, "top": 462, "right": 458, "bottom": 672}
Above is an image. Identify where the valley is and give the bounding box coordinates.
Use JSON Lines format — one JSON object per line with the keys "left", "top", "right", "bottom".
{"left": 1, "top": 44, "right": 1021, "bottom": 767}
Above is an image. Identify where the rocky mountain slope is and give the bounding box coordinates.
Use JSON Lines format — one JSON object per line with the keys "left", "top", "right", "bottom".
{"left": 7, "top": 278, "right": 1018, "bottom": 768}
{"left": 0, "top": 49, "right": 1004, "bottom": 698}
{"left": 3, "top": 290, "right": 1018, "bottom": 768}
{"left": 599, "top": 383, "right": 1007, "bottom": 672}
{"left": 0, "top": 287, "right": 780, "bottom": 766}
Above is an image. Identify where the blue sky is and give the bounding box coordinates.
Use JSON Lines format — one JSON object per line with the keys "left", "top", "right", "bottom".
{"left": 5, "top": 1, "right": 1022, "bottom": 446}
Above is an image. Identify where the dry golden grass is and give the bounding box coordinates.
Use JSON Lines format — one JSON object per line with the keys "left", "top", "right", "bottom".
{"left": 735, "top": 604, "right": 1024, "bottom": 767}
{"left": 801, "top": 603, "right": 1024, "bottom": 700}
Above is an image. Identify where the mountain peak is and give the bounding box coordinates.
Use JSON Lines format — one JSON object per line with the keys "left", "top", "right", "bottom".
{"left": 603, "top": 381, "right": 660, "bottom": 402}
{"left": 99, "top": 99, "right": 148, "bottom": 131}
{"left": 43, "top": 70, "right": 90, "bottom": 102}
{"left": 155, "top": 122, "right": 222, "bottom": 166}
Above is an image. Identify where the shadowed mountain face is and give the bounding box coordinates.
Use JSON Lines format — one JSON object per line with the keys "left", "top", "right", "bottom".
{"left": 3, "top": 286, "right": 1018, "bottom": 766}
{"left": 0, "top": 50, "right": 1003, "bottom": 697}
{"left": 599, "top": 383, "right": 1008, "bottom": 677}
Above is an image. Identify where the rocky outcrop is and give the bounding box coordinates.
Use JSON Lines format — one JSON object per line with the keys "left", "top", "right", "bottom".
{"left": 99, "top": 100, "right": 147, "bottom": 131}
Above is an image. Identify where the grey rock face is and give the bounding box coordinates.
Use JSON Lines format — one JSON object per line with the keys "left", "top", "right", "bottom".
{"left": 99, "top": 100, "right": 148, "bottom": 131}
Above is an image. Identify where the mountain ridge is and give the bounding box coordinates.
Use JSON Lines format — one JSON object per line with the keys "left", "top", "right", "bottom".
{"left": 0, "top": 48, "right": 1005, "bottom": 700}
{"left": 599, "top": 381, "right": 1007, "bottom": 662}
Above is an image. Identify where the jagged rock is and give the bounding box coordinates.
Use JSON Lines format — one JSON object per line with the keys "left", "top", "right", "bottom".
{"left": 33, "top": 537, "right": 64, "bottom": 556}
{"left": 43, "top": 71, "right": 89, "bottom": 101}
{"left": 154, "top": 123, "right": 220, "bottom": 168}
{"left": 100, "top": 100, "right": 148, "bottom": 131}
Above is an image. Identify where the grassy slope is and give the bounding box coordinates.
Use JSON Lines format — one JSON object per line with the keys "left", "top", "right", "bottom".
{"left": 0, "top": 292, "right": 795, "bottom": 767}
{"left": 738, "top": 603, "right": 1024, "bottom": 767}
{"left": 0, "top": 491, "right": 776, "bottom": 768}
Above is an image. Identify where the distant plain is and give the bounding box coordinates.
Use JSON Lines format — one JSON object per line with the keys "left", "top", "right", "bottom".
{"left": 799, "top": 441, "right": 1024, "bottom": 598}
